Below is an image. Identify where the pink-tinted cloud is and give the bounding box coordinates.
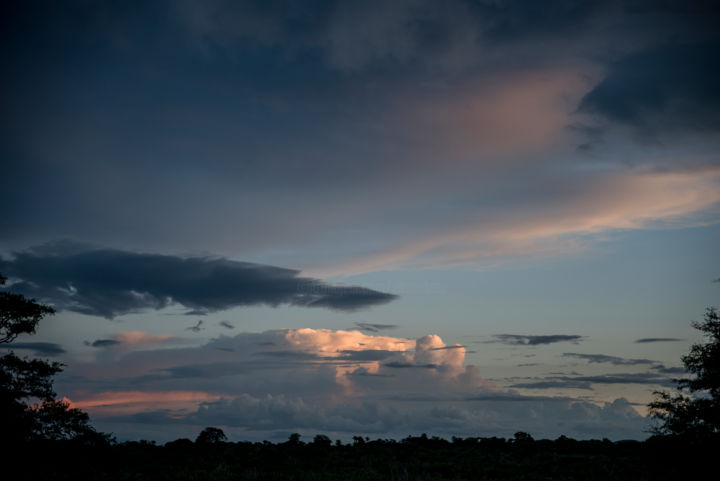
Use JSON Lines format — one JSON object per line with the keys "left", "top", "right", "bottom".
{"left": 66, "top": 390, "right": 223, "bottom": 416}
{"left": 386, "top": 67, "right": 598, "bottom": 166}
{"left": 112, "top": 331, "right": 175, "bottom": 348}
{"left": 308, "top": 166, "right": 720, "bottom": 276}
{"left": 283, "top": 328, "right": 414, "bottom": 355}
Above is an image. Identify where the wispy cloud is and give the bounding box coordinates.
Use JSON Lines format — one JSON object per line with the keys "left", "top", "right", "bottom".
{"left": 354, "top": 322, "right": 398, "bottom": 333}
{"left": 186, "top": 320, "right": 204, "bottom": 333}
{"left": 1, "top": 342, "right": 66, "bottom": 356}
{"left": 510, "top": 372, "right": 672, "bottom": 390}
{"left": 634, "top": 338, "right": 684, "bottom": 343}
{"left": 85, "top": 331, "right": 175, "bottom": 350}
{"left": 488, "top": 334, "right": 584, "bottom": 346}
{"left": 562, "top": 353, "right": 655, "bottom": 366}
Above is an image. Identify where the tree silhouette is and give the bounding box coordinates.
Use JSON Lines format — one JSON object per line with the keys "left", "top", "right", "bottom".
{"left": 196, "top": 426, "right": 227, "bottom": 444}
{"left": 0, "top": 274, "right": 55, "bottom": 343}
{"left": 649, "top": 307, "right": 720, "bottom": 437}
{"left": 0, "top": 274, "right": 107, "bottom": 443}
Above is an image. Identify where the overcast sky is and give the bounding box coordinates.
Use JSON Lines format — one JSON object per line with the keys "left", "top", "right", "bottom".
{"left": 1, "top": 0, "right": 719, "bottom": 442}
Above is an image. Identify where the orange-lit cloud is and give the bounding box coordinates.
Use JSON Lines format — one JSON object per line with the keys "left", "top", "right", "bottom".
{"left": 64, "top": 329, "right": 485, "bottom": 416}
{"left": 283, "top": 328, "right": 413, "bottom": 355}
{"left": 66, "top": 390, "right": 224, "bottom": 415}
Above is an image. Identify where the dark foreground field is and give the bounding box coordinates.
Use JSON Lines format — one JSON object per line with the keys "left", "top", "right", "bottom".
{"left": 7, "top": 434, "right": 719, "bottom": 481}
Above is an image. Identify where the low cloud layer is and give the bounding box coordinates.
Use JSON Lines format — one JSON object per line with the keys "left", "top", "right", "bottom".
{"left": 54, "top": 327, "right": 660, "bottom": 441}
{"left": 0, "top": 243, "right": 397, "bottom": 318}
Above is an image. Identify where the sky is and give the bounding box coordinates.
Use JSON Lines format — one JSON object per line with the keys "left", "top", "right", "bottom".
{"left": 1, "top": 0, "right": 719, "bottom": 443}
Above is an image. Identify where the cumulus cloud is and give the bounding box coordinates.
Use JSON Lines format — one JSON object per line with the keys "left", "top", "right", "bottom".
{"left": 55, "top": 327, "right": 657, "bottom": 441}
{"left": 489, "top": 334, "right": 584, "bottom": 346}
{"left": 0, "top": 242, "right": 397, "bottom": 318}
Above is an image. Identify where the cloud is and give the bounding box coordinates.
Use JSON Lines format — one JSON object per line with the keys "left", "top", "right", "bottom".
{"left": 510, "top": 372, "right": 672, "bottom": 389}
{"left": 652, "top": 364, "right": 687, "bottom": 375}
{"left": 309, "top": 166, "right": 720, "bottom": 276}
{"left": 634, "top": 338, "right": 684, "bottom": 343}
{"left": 354, "top": 322, "right": 398, "bottom": 333}
{"left": 55, "top": 326, "right": 655, "bottom": 441}
{"left": 101, "top": 393, "right": 649, "bottom": 442}
{"left": 67, "top": 390, "right": 224, "bottom": 416}
{"left": 85, "top": 331, "right": 175, "bottom": 350}
{"left": 562, "top": 353, "right": 655, "bottom": 366}
{"left": 1, "top": 341, "right": 66, "bottom": 356}
{"left": 0, "top": 242, "right": 398, "bottom": 318}
{"left": 509, "top": 380, "right": 592, "bottom": 390}
{"left": 187, "top": 320, "right": 204, "bottom": 333}
{"left": 489, "top": 335, "right": 584, "bottom": 346}
{"left": 579, "top": 42, "right": 720, "bottom": 133}
{"left": 86, "top": 339, "right": 121, "bottom": 348}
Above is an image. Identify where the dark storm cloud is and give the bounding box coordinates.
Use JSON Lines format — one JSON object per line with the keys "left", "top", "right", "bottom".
{"left": 1, "top": 342, "right": 66, "bottom": 356}
{"left": 0, "top": 243, "right": 397, "bottom": 319}
{"left": 634, "top": 338, "right": 684, "bottom": 343}
{"left": 489, "top": 334, "right": 584, "bottom": 346}
{"left": 579, "top": 41, "right": 720, "bottom": 133}
{"left": 562, "top": 353, "right": 655, "bottom": 366}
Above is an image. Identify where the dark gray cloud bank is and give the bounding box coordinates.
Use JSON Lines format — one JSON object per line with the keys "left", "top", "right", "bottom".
{"left": 0, "top": 243, "right": 397, "bottom": 318}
